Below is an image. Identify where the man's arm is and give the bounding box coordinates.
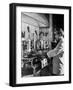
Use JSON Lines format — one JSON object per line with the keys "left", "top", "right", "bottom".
{"left": 47, "top": 40, "right": 63, "bottom": 58}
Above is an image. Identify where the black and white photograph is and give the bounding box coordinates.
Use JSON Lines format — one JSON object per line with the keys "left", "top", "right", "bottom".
{"left": 10, "top": 3, "right": 71, "bottom": 86}
{"left": 21, "top": 12, "right": 64, "bottom": 77}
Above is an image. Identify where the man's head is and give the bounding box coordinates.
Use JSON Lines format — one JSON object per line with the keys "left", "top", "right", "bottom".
{"left": 54, "top": 28, "right": 64, "bottom": 41}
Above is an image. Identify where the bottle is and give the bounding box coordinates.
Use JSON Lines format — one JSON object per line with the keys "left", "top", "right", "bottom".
{"left": 31, "top": 33, "right": 34, "bottom": 51}
{"left": 27, "top": 26, "right": 31, "bottom": 52}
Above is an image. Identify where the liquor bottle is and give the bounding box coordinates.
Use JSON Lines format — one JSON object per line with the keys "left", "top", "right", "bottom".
{"left": 31, "top": 33, "right": 34, "bottom": 51}
{"left": 39, "top": 32, "right": 44, "bottom": 50}
{"left": 40, "top": 39, "right": 44, "bottom": 49}
{"left": 27, "top": 26, "right": 31, "bottom": 52}
{"left": 36, "top": 39, "right": 41, "bottom": 50}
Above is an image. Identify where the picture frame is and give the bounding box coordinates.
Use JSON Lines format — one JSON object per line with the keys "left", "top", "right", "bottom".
{"left": 9, "top": 3, "right": 71, "bottom": 87}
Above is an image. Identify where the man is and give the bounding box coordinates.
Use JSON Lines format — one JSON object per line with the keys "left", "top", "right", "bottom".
{"left": 47, "top": 29, "right": 64, "bottom": 75}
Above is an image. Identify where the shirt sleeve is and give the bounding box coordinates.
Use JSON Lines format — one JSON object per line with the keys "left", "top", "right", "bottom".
{"left": 47, "top": 37, "right": 64, "bottom": 58}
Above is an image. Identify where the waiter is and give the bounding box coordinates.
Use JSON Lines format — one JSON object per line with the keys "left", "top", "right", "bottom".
{"left": 47, "top": 28, "right": 64, "bottom": 75}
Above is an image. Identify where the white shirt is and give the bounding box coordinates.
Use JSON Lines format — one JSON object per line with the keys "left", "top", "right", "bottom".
{"left": 47, "top": 36, "right": 64, "bottom": 75}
